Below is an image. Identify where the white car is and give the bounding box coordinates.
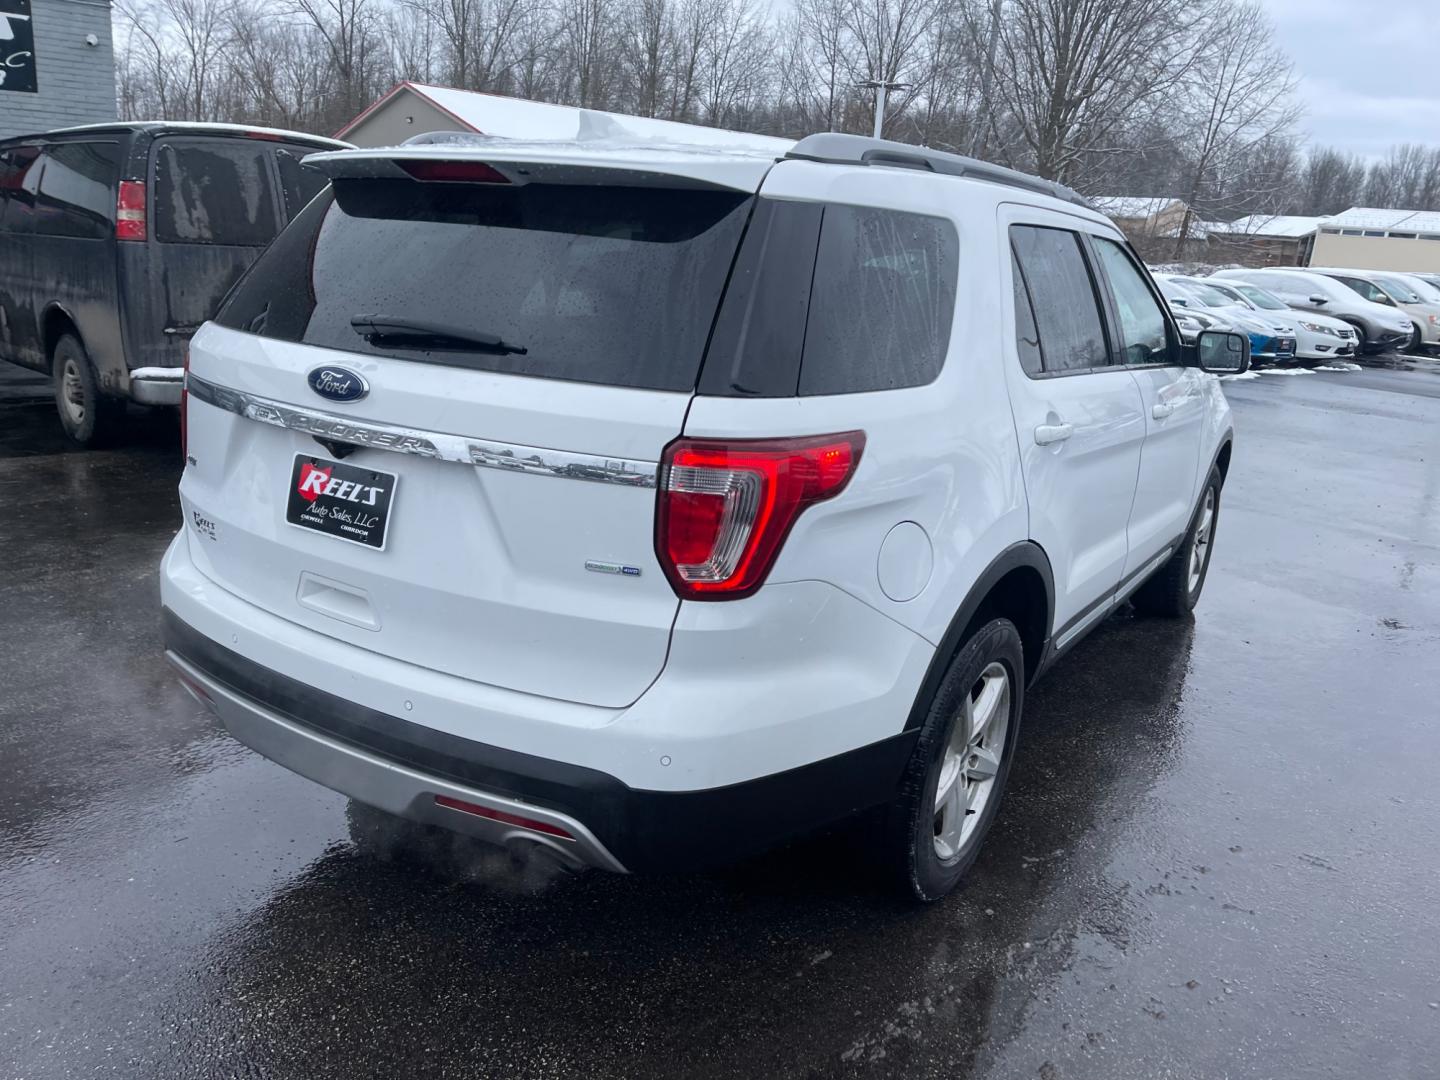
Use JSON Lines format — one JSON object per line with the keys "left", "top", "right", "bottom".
{"left": 1213, "top": 268, "right": 1413, "bottom": 353}
{"left": 160, "top": 132, "right": 1248, "bottom": 901}
{"left": 1157, "top": 274, "right": 1297, "bottom": 364}
{"left": 1200, "top": 277, "right": 1357, "bottom": 363}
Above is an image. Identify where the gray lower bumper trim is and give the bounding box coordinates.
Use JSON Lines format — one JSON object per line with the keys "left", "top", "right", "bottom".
{"left": 166, "top": 651, "right": 629, "bottom": 873}
{"left": 129, "top": 367, "right": 184, "bottom": 405}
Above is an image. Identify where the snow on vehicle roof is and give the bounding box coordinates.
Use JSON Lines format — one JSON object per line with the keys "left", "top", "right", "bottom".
{"left": 13, "top": 121, "right": 351, "bottom": 148}
{"left": 342, "top": 81, "right": 794, "bottom": 156}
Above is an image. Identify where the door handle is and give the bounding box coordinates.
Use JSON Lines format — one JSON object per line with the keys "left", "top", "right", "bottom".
{"left": 1034, "top": 422, "right": 1074, "bottom": 446}
{"left": 1152, "top": 403, "right": 1177, "bottom": 420}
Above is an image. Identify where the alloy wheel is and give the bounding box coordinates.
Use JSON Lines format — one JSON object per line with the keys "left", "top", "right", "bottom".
{"left": 933, "top": 661, "right": 1011, "bottom": 860}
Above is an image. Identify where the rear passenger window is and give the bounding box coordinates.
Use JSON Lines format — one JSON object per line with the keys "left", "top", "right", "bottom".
{"left": 34, "top": 142, "right": 120, "bottom": 240}
{"left": 799, "top": 206, "right": 958, "bottom": 395}
{"left": 1092, "top": 237, "right": 1172, "bottom": 366}
{"left": 1010, "top": 225, "right": 1109, "bottom": 373}
{"left": 1011, "top": 253, "right": 1044, "bottom": 376}
{"left": 153, "top": 140, "right": 279, "bottom": 246}
{"left": 0, "top": 145, "right": 43, "bottom": 232}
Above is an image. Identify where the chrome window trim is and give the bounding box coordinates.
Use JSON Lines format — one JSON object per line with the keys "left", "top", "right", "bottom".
{"left": 186, "top": 373, "right": 659, "bottom": 488}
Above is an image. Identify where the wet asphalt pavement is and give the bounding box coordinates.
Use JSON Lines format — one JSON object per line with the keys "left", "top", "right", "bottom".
{"left": 2, "top": 358, "right": 1438, "bottom": 1079}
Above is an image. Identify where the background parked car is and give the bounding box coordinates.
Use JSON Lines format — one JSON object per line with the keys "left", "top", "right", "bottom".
{"left": 0, "top": 122, "right": 349, "bottom": 445}
{"left": 1157, "top": 274, "right": 1296, "bottom": 365}
{"left": 1200, "top": 277, "right": 1357, "bottom": 363}
{"left": 1298, "top": 267, "right": 1440, "bottom": 353}
{"left": 1212, "top": 268, "right": 1413, "bottom": 354}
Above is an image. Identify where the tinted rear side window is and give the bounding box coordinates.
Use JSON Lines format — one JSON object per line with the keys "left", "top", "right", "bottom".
{"left": 800, "top": 206, "right": 957, "bottom": 395}
{"left": 1009, "top": 225, "right": 1110, "bottom": 373}
{"left": 216, "top": 179, "right": 751, "bottom": 392}
{"left": 34, "top": 142, "right": 120, "bottom": 239}
{"left": 153, "top": 139, "right": 279, "bottom": 246}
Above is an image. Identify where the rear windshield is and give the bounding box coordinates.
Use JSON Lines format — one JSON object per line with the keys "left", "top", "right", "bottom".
{"left": 215, "top": 178, "right": 751, "bottom": 392}
{"left": 153, "top": 138, "right": 279, "bottom": 246}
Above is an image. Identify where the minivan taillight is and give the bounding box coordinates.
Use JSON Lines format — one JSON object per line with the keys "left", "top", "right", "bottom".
{"left": 180, "top": 347, "right": 189, "bottom": 460}
{"left": 656, "top": 432, "right": 865, "bottom": 600}
{"left": 116, "top": 181, "right": 146, "bottom": 241}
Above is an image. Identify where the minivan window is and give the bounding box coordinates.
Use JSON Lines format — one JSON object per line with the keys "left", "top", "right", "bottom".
{"left": 35, "top": 141, "right": 120, "bottom": 240}
{"left": 0, "top": 145, "right": 44, "bottom": 232}
{"left": 277, "top": 148, "right": 330, "bottom": 220}
{"left": 1010, "top": 225, "right": 1109, "bottom": 373}
{"left": 153, "top": 139, "right": 279, "bottom": 246}
{"left": 1335, "top": 275, "right": 1391, "bottom": 305}
{"left": 798, "top": 206, "right": 958, "bottom": 395}
{"left": 1093, "top": 237, "right": 1171, "bottom": 366}
{"left": 216, "top": 179, "right": 752, "bottom": 392}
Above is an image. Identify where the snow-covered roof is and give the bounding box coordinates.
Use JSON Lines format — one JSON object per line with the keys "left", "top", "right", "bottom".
{"left": 339, "top": 82, "right": 794, "bottom": 156}
{"left": 1215, "top": 214, "right": 1326, "bottom": 239}
{"left": 1324, "top": 206, "right": 1440, "bottom": 235}
{"left": 1088, "top": 195, "right": 1184, "bottom": 219}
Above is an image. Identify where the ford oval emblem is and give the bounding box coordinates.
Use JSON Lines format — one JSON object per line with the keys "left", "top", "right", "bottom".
{"left": 307, "top": 366, "right": 369, "bottom": 403}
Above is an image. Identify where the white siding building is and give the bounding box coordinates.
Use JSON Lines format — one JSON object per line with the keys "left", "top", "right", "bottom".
{"left": 0, "top": 0, "right": 116, "bottom": 141}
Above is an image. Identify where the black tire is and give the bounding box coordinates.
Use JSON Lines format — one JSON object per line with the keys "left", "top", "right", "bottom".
{"left": 1342, "top": 323, "right": 1369, "bottom": 355}
{"left": 1406, "top": 324, "right": 1424, "bottom": 354}
{"left": 52, "top": 333, "right": 125, "bottom": 447}
{"left": 884, "top": 618, "right": 1024, "bottom": 902}
{"left": 1131, "top": 466, "right": 1222, "bottom": 617}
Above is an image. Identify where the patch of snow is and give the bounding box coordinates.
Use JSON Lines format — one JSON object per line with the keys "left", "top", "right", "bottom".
{"left": 129, "top": 366, "right": 184, "bottom": 380}
{"left": 1258, "top": 366, "right": 1315, "bottom": 375}
{"left": 1314, "top": 362, "right": 1362, "bottom": 372}
{"left": 1219, "top": 371, "right": 1261, "bottom": 381}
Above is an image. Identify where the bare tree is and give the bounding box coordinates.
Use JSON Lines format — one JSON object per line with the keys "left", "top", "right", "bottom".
{"left": 992, "top": 0, "right": 1205, "bottom": 183}
{"left": 1170, "top": 0, "right": 1300, "bottom": 254}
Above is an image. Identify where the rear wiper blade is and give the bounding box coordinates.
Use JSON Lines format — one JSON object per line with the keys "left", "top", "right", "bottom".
{"left": 350, "top": 315, "right": 527, "bottom": 355}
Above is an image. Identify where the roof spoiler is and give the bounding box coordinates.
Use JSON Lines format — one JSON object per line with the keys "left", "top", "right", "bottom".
{"left": 784, "top": 133, "right": 1089, "bottom": 208}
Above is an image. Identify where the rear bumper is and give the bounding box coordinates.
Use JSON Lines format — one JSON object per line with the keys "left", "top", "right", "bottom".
{"left": 163, "top": 608, "right": 917, "bottom": 872}
{"left": 128, "top": 366, "right": 184, "bottom": 405}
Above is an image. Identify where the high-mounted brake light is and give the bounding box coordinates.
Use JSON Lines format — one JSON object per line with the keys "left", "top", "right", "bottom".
{"left": 398, "top": 160, "right": 511, "bottom": 184}
{"left": 116, "top": 181, "right": 146, "bottom": 241}
{"left": 656, "top": 432, "right": 865, "bottom": 600}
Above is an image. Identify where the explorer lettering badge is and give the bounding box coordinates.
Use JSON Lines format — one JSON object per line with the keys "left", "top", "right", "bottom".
{"left": 286, "top": 455, "right": 397, "bottom": 550}
{"left": 307, "top": 366, "right": 369, "bottom": 402}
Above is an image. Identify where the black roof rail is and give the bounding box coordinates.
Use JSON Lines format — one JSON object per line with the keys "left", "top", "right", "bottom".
{"left": 784, "top": 133, "right": 1090, "bottom": 209}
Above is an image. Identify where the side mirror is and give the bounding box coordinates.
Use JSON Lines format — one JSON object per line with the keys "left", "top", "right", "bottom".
{"left": 1196, "top": 329, "right": 1250, "bottom": 374}
{"left": 1308, "top": 295, "right": 1328, "bottom": 305}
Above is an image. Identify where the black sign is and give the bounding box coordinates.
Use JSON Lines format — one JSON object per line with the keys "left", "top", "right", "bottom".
{"left": 0, "top": 0, "right": 37, "bottom": 94}
{"left": 286, "top": 455, "right": 398, "bottom": 550}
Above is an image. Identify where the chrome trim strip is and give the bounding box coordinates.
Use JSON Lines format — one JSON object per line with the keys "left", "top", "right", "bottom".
{"left": 187, "top": 373, "right": 659, "bottom": 488}
{"left": 1054, "top": 597, "right": 1114, "bottom": 653}
{"left": 1115, "top": 547, "right": 1173, "bottom": 605}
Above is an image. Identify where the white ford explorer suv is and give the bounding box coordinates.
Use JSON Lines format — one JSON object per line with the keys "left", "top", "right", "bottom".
{"left": 160, "top": 132, "right": 1249, "bottom": 900}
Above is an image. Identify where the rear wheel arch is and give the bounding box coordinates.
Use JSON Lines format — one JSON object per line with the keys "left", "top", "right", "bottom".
{"left": 41, "top": 304, "right": 82, "bottom": 372}
{"left": 905, "top": 542, "right": 1054, "bottom": 733}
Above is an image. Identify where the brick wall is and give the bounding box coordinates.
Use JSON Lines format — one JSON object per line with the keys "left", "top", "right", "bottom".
{"left": 0, "top": 0, "right": 116, "bottom": 141}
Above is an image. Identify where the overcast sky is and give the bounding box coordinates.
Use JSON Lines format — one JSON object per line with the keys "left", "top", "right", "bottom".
{"left": 1262, "top": 0, "right": 1438, "bottom": 159}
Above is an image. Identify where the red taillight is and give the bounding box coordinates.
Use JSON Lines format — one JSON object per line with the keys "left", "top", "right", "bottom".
{"left": 656, "top": 432, "right": 865, "bottom": 600}
{"left": 116, "top": 180, "right": 146, "bottom": 241}
{"left": 398, "top": 159, "right": 510, "bottom": 184}
{"left": 434, "top": 795, "right": 574, "bottom": 839}
{"left": 180, "top": 347, "right": 189, "bottom": 459}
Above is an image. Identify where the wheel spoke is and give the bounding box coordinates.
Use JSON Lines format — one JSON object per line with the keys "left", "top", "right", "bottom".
{"left": 969, "top": 672, "right": 1005, "bottom": 743}
{"left": 965, "top": 745, "right": 1001, "bottom": 782}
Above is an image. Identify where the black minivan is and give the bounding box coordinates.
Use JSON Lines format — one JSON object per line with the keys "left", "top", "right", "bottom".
{"left": 0, "top": 122, "right": 349, "bottom": 445}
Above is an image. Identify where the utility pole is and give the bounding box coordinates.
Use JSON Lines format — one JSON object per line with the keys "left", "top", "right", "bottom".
{"left": 858, "top": 79, "right": 910, "bottom": 140}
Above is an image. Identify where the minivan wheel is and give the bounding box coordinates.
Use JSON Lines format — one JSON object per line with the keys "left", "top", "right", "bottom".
{"left": 1131, "top": 466, "right": 1223, "bottom": 617}
{"left": 52, "top": 334, "right": 124, "bottom": 446}
{"left": 885, "top": 618, "right": 1024, "bottom": 902}
{"left": 1406, "top": 325, "right": 1424, "bottom": 354}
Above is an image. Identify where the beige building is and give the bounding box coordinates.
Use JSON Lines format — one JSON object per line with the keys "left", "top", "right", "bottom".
{"left": 1206, "top": 215, "right": 1322, "bottom": 267}
{"left": 1309, "top": 208, "right": 1440, "bottom": 272}
{"left": 336, "top": 81, "right": 794, "bottom": 154}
